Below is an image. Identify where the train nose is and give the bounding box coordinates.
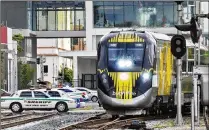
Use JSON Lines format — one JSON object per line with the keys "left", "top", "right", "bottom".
{"left": 98, "top": 88, "right": 153, "bottom": 108}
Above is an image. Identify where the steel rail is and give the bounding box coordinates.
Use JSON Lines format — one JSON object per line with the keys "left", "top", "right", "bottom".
{"left": 1, "top": 113, "right": 34, "bottom": 122}
{"left": 98, "top": 117, "right": 145, "bottom": 130}
{"left": 59, "top": 112, "right": 107, "bottom": 130}
{"left": 1, "top": 113, "right": 56, "bottom": 129}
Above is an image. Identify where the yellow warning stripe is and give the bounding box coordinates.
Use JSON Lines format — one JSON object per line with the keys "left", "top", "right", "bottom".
{"left": 108, "top": 33, "right": 145, "bottom": 43}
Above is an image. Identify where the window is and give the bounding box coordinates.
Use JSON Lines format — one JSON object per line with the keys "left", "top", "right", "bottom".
{"left": 58, "top": 89, "right": 73, "bottom": 92}
{"left": 34, "top": 91, "right": 48, "bottom": 98}
{"left": 200, "top": 50, "right": 209, "bottom": 65}
{"left": 114, "top": 4, "right": 124, "bottom": 27}
{"left": 57, "top": 10, "right": 67, "bottom": 30}
{"left": 124, "top": 2, "right": 135, "bottom": 27}
{"left": 44, "top": 65, "right": 48, "bottom": 73}
{"left": 48, "top": 11, "right": 56, "bottom": 30}
{"left": 75, "top": 10, "right": 85, "bottom": 30}
{"left": 93, "top": 1, "right": 179, "bottom": 28}
{"left": 48, "top": 91, "right": 61, "bottom": 97}
{"left": 188, "top": 48, "right": 194, "bottom": 59}
{"left": 188, "top": 61, "right": 194, "bottom": 72}
{"left": 77, "top": 89, "right": 87, "bottom": 92}
{"left": 37, "top": 10, "right": 47, "bottom": 31}
{"left": 66, "top": 10, "right": 75, "bottom": 30}
{"left": 20, "top": 91, "right": 32, "bottom": 98}
{"left": 32, "top": 2, "right": 85, "bottom": 31}
{"left": 108, "top": 43, "right": 145, "bottom": 72}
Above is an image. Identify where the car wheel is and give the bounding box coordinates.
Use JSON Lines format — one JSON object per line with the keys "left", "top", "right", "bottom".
{"left": 10, "top": 103, "right": 23, "bottom": 113}
{"left": 56, "top": 102, "right": 68, "bottom": 112}
{"left": 91, "top": 96, "right": 98, "bottom": 102}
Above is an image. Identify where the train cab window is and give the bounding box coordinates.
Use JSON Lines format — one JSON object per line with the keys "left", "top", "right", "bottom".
{"left": 108, "top": 43, "right": 145, "bottom": 72}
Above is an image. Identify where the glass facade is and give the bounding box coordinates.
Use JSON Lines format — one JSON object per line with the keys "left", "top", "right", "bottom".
{"left": 32, "top": 1, "right": 85, "bottom": 31}
{"left": 93, "top": 1, "right": 194, "bottom": 28}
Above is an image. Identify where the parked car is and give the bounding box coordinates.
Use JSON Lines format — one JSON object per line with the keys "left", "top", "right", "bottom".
{"left": 74, "top": 87, "right": 98, "bottom": 102}
{"left": 1, "top": 89, "right": 78, "bottom": 113}
{"left": 55, "top": 88, "right": 89, "bottom": 102}
{"left": 39, "top": 88, "right": 85, "bottom": 108}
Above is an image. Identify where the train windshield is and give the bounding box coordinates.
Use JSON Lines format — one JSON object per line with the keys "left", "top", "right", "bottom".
{"left": 108, "top": 43, "right": 145, "bottom": 72}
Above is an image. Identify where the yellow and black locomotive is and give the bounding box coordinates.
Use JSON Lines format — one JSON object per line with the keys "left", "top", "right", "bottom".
{"left": 97, "top": 29, "right": 176, "bottom": 116}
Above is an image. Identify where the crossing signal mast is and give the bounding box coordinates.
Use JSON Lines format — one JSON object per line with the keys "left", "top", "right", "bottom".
{"left": 175, "top": 16, "right": 203, "bottom": 43}
{"left": 173, "top": 12, "right": 209, "bottom": 128}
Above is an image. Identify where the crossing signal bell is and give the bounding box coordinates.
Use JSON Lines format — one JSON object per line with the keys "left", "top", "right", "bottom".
{"left": 175, "top": 17, "right": 202, "bottom": 43}
{"left": 171, "top": 35, "right": 186, "bottom": 59}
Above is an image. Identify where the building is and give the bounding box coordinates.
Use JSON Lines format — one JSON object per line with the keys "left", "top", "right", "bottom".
{"left": 36, "top": 38, "right": 74, "bottom": 84}
{"left": 201, "top": 2, "right": 209, "bottom": 46}
{"left": 1, "top": 1, "right": 38, "bottom": 89}
{"left": 31, "top": 1, "right": 208, "bottom": 89}
{"left": 1, "top": 1, "right": 208, "bottom": 90}
{"left": 0, "top": 26, "right": 18, "bottom": 93}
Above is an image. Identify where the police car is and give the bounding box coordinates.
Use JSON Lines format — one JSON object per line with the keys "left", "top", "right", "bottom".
{"left": 1, "top": 89, "right": 78, "bottom": 113}
{"left": 39, "top": 88, "right": 86, "bottom": 108}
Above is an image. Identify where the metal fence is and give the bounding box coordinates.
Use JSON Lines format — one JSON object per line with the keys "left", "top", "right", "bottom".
{"left": 71, "top": 79, "right": 82, "bottom": 87}
{"left": 81, "top": 74, "right": 97, "bottom": 90}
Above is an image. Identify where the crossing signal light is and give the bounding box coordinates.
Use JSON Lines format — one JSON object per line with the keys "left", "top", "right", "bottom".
{"left": 175, "top": 17, "right": 202, "bottom": 43}
{"left": 37, "top": 58, "right": 40, "bottom": 64}
{"left": 171, "top": 35, "right": 186, "bottom": 59}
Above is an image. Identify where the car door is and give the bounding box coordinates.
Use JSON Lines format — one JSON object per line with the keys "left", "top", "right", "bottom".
{"left": 47, "top": 91, "right": 63, "bottom": 107}
{"left": 33, "top": 91, "right": 52, "bottom": 109}
{"left": 19, "top": 91, "right": 33, "bottom": 109}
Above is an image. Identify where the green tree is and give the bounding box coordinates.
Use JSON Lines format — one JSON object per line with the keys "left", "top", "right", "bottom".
{"left": 59, "top": 67, "right": 73, "bottom": 83}
{"left": 12, "top": 34, "right": 24, "bottom": 53}
{"left": 18, "top": 61, "right": 35, "bottom": 89}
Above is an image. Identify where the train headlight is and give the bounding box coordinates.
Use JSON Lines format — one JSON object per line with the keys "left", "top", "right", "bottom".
{"left": 142, "top": 72, "right": 151, "bottom": 82}
{"left": 119, "top": 73, "right": 129, "bottom": 81}
{"left": 117, "top": 59, "right": 133, "bottom": 68}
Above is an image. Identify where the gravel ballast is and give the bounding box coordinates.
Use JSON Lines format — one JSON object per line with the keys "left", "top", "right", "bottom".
{"left": 4, "top": 112, "right": 104, "bottom": 130}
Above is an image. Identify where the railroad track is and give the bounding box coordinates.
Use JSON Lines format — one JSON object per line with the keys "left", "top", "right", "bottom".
{"left": 1, "top": 113, "right": 34, "bottom": 122}
{"left": 60, "top": 114, "right": 163, "bottom": 130}
{"left": 1, "top": 113, "right": 56, "bottom": 129}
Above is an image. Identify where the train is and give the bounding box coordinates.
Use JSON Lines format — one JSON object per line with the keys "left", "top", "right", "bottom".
{"left": 96, "top": 29, "right": 209, "bottom": 117}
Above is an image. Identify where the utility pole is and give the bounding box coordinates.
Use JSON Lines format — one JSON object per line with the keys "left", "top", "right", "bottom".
{"left": 52, "top": 58, "right": 55, "bottom": 84}
{"left": 196, "top": 2, "right": 201, "bottom": 125}
{"left": 174, "top": 8, "right": 209, "bottom": 129}
{"left": 62, "top": 63, "right": 64, "bottom": 85}
{"left": 175, "top": 1, "right": 184, "bottom": 126}
{"left": 40, "top": 56, "right": 44, "bottom": 81}
{"left": 0, "top": 43, "right": 2, "bottom": 130}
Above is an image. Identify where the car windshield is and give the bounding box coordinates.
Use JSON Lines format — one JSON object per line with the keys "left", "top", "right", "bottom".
{"left": 108, "top": 43, "right": 145, "bottom": 72}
